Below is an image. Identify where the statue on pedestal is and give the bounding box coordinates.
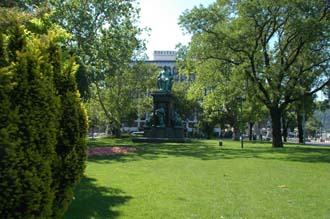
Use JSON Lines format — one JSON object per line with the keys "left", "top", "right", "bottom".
{"left": 157, "top": 66, "right": 173, "bottom": 92}
{"left": 134, "top": 64, "right": 187, "bottom": 142}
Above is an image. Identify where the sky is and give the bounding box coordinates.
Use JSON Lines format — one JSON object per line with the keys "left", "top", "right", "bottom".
{"left": 138, "top": 0, "right": 215, "bottom": 60}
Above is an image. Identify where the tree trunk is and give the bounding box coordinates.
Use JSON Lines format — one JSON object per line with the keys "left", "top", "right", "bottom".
{"left": 270, "top": 106, "right": 283, "bottom": 148}
{"left": 112, "top": 128, "right": 121, "bottom": 138}
{"left": 282, "top": 117, "right": 288, "bottom": 143}
{"left": 205, "top": 122, "right": 212, "bottom": 139}
{"left": 297, "top": 113, "right": 304, "bottom": 144}
{"left": 249, "top": 122, "right": 254, "bottom": 140}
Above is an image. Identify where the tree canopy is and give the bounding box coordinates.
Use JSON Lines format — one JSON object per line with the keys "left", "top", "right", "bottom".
{"left": 48, "top": 0, "right": 151, "bottom": 134}
{"left": 179, "top": 0, "right": 330, "bottom": 147}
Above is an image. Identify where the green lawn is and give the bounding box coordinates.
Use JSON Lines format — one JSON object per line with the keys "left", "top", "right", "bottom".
{"left": 65, "top": 138, "right": 330, "bottom": 219}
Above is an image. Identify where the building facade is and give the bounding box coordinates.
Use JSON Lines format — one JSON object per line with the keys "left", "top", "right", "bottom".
{"left": 145, "top": 50, "right": 189, "bottom": 82}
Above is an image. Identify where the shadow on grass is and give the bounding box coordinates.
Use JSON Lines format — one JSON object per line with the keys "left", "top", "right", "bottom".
{"left": 87, "top": 137, "right": 134, "bottom": 147}
{"left": 65, "top": 177, "right": 132, "bottom": 219}
{"left": 220, "top": 146, "right": 330, "bottom": 163}
{"left": 87, "top": 139, "right": 330, "bottom": 164}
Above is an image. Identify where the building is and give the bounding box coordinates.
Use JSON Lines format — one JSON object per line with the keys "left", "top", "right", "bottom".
{"left": 153, "top": 50, "right": 177, "bottom": 61}
{"left": 145, "top": 50, "right": 188, "bottom": 82}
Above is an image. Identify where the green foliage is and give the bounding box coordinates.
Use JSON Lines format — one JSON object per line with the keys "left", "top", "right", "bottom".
{"left": 50, "top": 0, "right": 146, "bottom": 101}
{"left": 91, "top": 63, "right": 158, "bottom": 134}
{"left": 305, "top": 116, "right": 322, "bottom": 137}
{"left": 0, "top": 12, "right": 59, "bottom": 218}
{"left": 0, "top": 0, "right": 46, "bottom": 11}
{"left": 75, "top": 59, "right": 90, "bottom": 102}
{"left": 172, "top": 81, "right": 199, "bottom": 120}
{"left": 48, "top": 0, "right": 148, "bottom": 134}
{"left": 130, "top": 62, "right": 158, "bottom": 118}
{"left": 179, "top": 0, "right": 330, "bottom": 147}
{"left": 86, "top": 62, "right": 158, "bottom": 135}
{"left": 51, "top": 51, "right": 88, "bottom": 218}
{"left": 0, "top": 9, "right": 87, "bottom": 218}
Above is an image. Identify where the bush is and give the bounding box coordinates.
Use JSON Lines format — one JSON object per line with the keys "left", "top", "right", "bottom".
{"left": 0, "top": 17, "right": 59, "bottom": 218}
{"left": 49, "top": 44, "right": 88, "bottom": 218}
{"left": 0, "top": 9, "right": 87, "bottom": 218}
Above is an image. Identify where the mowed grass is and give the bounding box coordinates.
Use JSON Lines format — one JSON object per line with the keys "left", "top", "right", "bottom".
{"left": 65, "top": 138, "right": 330, "bottom": 219}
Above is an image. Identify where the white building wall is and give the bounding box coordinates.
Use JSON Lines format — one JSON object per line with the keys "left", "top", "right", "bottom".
{"left": 153, "top": 50, "right": 177, "bottom": 61}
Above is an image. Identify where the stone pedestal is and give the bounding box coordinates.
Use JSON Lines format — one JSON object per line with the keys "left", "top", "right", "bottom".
{"left": 151, "top": 91, "right": 173, "bottom": 128}
{"left": 144, "top": 127, "right": 184, "bottom": 138}
{"left": 132, "top": 91, "right": 188, "bottom": 143}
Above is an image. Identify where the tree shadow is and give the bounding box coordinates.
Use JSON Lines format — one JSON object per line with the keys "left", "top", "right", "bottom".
{"left": 87, "top": 140, "right": 330, "bottom": 165}
{"left": 87, "top": 138, "right": 134, "bottom": 147}
{"left": 65, "top": 177, "right": 132, "bottom": 219}
{"left": 215, "top": 146, "right": 330, "bottom": 163}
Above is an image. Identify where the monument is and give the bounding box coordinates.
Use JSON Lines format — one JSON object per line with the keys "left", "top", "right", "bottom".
{"left": 133, "top": 66, "right": 188, "bottom": 143}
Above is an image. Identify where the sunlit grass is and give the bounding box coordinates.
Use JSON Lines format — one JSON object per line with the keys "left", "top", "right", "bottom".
{"left": 65, "top": 138, "right": 330, "bottom": 219}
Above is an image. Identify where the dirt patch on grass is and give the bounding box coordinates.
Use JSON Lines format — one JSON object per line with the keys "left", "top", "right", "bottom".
{"left": 88, "top": 146, "right": 137, "bottom": 157}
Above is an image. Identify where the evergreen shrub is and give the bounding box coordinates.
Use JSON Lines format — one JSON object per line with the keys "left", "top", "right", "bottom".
{"left": 0, "top": 9, "right": 88, "bottom": 219}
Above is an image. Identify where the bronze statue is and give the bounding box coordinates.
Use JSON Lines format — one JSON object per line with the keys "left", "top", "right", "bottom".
{"left": 155, "top": 107, "right": 165, "bottom": 127}
{"left": 172, "top": 111, "right": 183, "bottom": 128}
{"left": 144, "top": 107, "right": 166, "bottom": 128}
{"left": 157, "top": 66, "right": 173, "bottom": 92}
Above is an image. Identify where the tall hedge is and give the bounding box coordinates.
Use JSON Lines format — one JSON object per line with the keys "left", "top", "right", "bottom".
{"left": 0, "top": 9, "right": 88, "bottom": 219}
{"left": 48, "top": 42, "right": 88, "bottom": 218}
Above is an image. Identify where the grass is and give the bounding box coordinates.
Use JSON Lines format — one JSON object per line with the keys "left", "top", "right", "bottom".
{"left": 65, "top": 138, "right": 330, "bottom": 219}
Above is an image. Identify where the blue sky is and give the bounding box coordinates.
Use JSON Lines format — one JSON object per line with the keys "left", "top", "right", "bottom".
{"left": 138, "top": 0, "right": 214, "bottom": 59}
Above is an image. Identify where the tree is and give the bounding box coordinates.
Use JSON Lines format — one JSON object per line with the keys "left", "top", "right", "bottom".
{"left": 130, "top": 62, "right": 159, "bottom": 119}
{"left": 49, "top": 44, "right": 88, "bottom": 218}
{"left": 87, "top": 62, "right": 158, "bottom": 136}
{"left": 294, "top": 95, "right": 316, "bottom": 143}
{"left": 49, "top": 0, "right": 148, "bottom": 134}
{"left": 183, "top": 57, "right": 245, "bottom": 139}
{"left": 172, "top": 81, "right": 200, "bottom": 121}
{"left": 0, "top": 0, "right": 46, "bottom": 10}
{"left": 86, "top": 96, "right": 108, "bottom": 136}
{"left": 305, "top": 114, "right": 322, "bottom": 138}
{"left": 50, "top": 0, "right": 145, "bottom": 99}
{"left": 281, "top": 107, "right": 297, "bottom": 142}
{"left": 179, "top": 0, "right": 330, "bottom": 147}
{"left": 0, "top": 8, "right": 87, "bottom": 218}
{"left": 243, "top": 95, "right": 268, "bottom": 141}
{"left": 0, "top": 10, "right": 60, "bottom": 218}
